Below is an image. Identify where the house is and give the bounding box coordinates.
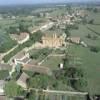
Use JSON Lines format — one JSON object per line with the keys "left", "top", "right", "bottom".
{"left": 10, "top": 32, "right": 29, "bottom": 44}
{"left": 67, "top": 37, "right": 81, "bottom": 44}
{"left": 23, "top": 64, "right": 52, "bottom": 76}
{"left": 17, "top": 72, "right": 29, "bottom": 89}
{"left": 11, "top": 50, "right": 30, "bottom": 65}
{"left": 0, "top": 80, "right": 6, "bottom": 96}
{"left": 42, "top": 33, "right": 66, "bottom": 48}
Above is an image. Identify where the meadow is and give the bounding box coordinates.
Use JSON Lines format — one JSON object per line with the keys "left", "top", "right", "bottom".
{"left": 68, "top": 10, "right": 100, "bottom": 94}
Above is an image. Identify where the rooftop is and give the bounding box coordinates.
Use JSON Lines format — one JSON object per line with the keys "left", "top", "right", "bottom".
{"left": 12, "top": 50, "right": 26, "bottom": 60}
{"left": 23, "top": 64, "right": 52, "bottom": 76}
{"left": 17, "top": 72, "right": 29, "bottom": 83}
{"left": 0, "top": 63, "right": 12, "bottom": 70}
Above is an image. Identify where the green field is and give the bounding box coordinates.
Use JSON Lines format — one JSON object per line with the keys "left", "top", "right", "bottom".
{"left": 0, "top": 30, "right": 17, "bottom": 53}
{"left": 70, "top": 24, "right": 100, "bottom": 46}
{"left": 87, "top": 24, "right": 100, "bottom": 34}
{"left": 87, "top": 11, "right": 100, "bottom": 24}
{"left": 68, "top": 44, "right": 100, "bottom": 95}
{"left": 69, "top": 10, "right": 100, "bottom": 94}
{"left": 42, "top": 56, "right": 64, "bottom": 70}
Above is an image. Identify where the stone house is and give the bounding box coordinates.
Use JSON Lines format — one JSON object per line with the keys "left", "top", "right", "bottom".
{"left": 41, "top": 34, "right": 66, "bottom": 48}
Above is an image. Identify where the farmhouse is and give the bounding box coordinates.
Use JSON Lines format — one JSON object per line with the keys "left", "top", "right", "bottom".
{"left": 11, "top": 50, "right": 30, "bottom": 65}
{"left": 42, "top": 33, "right": 66, "bottom": 48}
{"left": 67, "top": 37, "right": 81, "bottom": 44}
{"left": 10, "top": 32, "right": 29, "bottom": 44}
{"left": 17, "top": 72, "right": 29, "bottom": 89}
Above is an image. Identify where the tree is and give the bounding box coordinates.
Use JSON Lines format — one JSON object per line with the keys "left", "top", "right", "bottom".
{"left": 90, "top": 46, "right": 100, "bottom": 53}
{"left": 30, "top": 31, "right": 43, "bottom": 42}
{"left": 72, "top": 78, "right": 87, "bottom": 91}
{"left": 26, "top": 90, "right": 36, "bottom": 100}
{"left": 63, "top": 54, "right": 71, "bottom": 69}
{"left": 64, "top": 28, "right": 71, "bottom": 38}
{"left": 4, "top": 81, "right": 24, "bottom": 98}
{"left": 8, "top": 26, "right": 20, "bottom": 35}
{"left": 28, "top": 74, "right": 50, "bottom": 89}
{"left": 86, "top": 34, "right": 91, "bottom": 39}
{"left": 93, "top": 8, "right": 98, "bottom": 13}
{"left": 88, "top": 19, "right": 94, "bottom": 24}
{"left": 19, "top": 23, "right": 29, "bottom": 33}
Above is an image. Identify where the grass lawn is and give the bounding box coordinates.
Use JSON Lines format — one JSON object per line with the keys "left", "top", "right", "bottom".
{"left": 42, "top": 56, "right": 64, "bottom": 70}
{"left": 87, "top": 24, "right": 100, "bottom": 34}
{"left": 69, "top": 44, "right": 100, "bottom": 95}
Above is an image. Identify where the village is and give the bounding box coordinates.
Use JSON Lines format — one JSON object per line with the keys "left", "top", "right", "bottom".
{"left": 0, "top": 3, "right": 100, "bottom": 100}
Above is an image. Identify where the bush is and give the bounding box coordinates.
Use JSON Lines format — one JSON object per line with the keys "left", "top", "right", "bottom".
{"left": 90, "top": 46, "right": 100, "bottom": 53}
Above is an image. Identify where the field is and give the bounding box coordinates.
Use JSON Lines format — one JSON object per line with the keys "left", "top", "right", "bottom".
{"left": 69, "top": 45, "right": 100, "bottom": 95}
{"left": 0, "top": 30, "right": 17, "bottom": 53}
{"left": 87, "top": 11, "right": 100, "bottom": 24}
{"left": 68, "top": 10, "right": 100, "bottom": 94}
{"left": 70, "top": 24, "right": 100, "bottom": 46}
{"left": 42, "top": 56, "right": 64, "bottom": 70}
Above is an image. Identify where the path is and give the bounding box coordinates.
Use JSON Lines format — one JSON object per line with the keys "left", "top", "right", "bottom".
{"left": 29, "top": 88, "right": 88, "bottom": 96}
{"left": 38, "top": 54, "right": 65, "bottom": 65}
{"left": 0, "top": 45, "right": 18, "bottom": 62}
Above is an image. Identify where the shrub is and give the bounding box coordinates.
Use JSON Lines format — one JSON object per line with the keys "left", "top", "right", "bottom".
{"left": 90, "top": 46, "right": 100, "bottom": 53}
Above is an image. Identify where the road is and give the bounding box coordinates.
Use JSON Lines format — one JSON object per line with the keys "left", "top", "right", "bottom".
{"left": 0, "top": 45, "right": 18, "bottom": 62}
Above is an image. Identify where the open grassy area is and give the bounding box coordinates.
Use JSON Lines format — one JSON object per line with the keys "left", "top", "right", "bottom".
{"left": 87, "top": 11, "right": 100, "bottom": 24}
{"left": 0, "top": 30, "right": 17, "bottom": 53}
{"left": 68, "top": 44, "right": 100, "bottom": 94}
{"left": 87, "top": 24, "right": 100, "bottom": 34}
{"left": 42, "top": 56, "right": 64, "bottom": 70}
{"left": 70, "top": 24, "right": 100, "bottom": 46}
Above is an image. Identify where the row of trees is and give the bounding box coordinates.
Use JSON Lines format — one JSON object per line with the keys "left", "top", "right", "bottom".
{"left": 7, "top": 23, "right": 30, "bottom": 35}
